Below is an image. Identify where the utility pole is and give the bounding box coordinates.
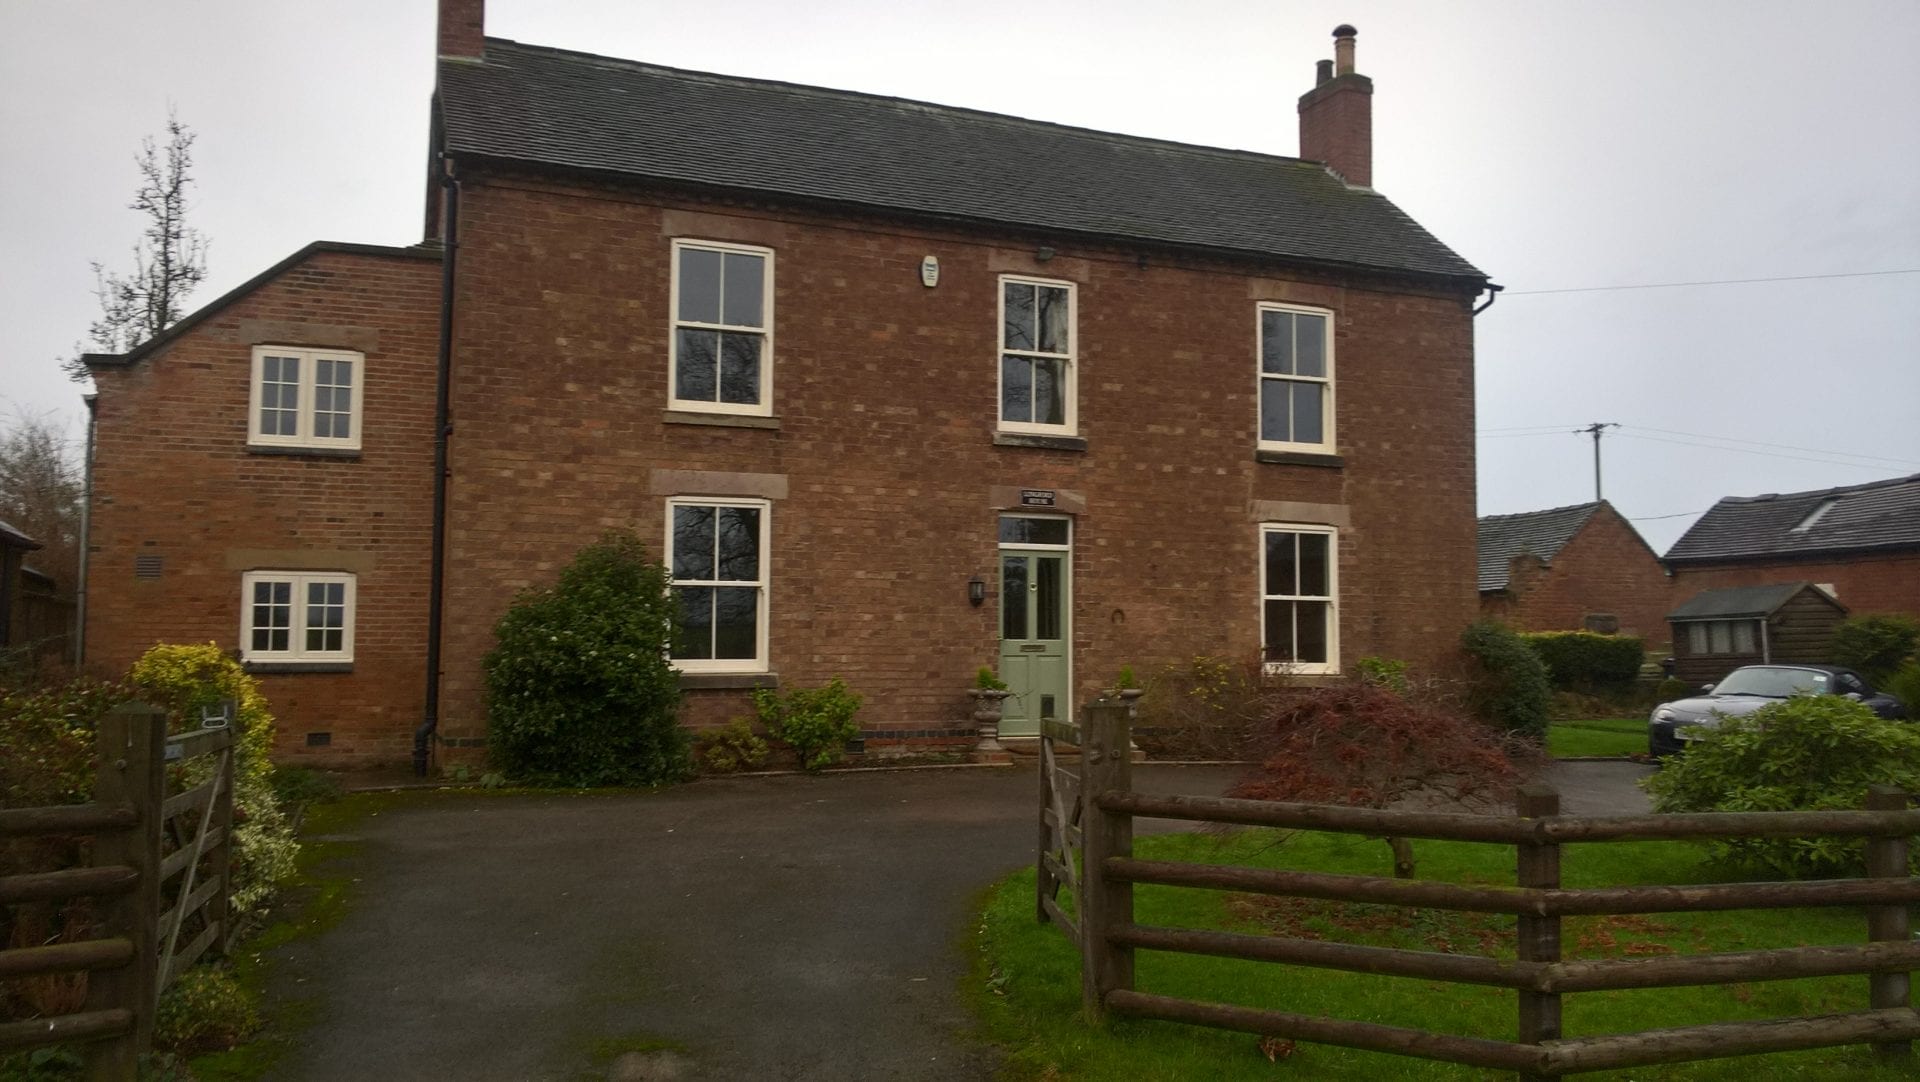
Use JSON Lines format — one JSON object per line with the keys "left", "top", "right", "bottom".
{"left": 1577, "top": 423, "right": 1619, "bottom": 501}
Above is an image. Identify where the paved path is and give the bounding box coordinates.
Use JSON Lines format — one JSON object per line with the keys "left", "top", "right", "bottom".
{"left": 262, "top": 760, "right": 1651, "bottom": 1081}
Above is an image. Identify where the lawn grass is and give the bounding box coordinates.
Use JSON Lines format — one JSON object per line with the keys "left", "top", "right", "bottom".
{"left": 1548, "top": 717, "right": 1648, "bottom": 759}
{"left": 969, "top": 828, "right": 1914, "bottom": 1081}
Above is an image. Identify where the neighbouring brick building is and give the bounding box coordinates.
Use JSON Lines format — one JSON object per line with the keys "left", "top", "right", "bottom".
{"left": 1476, "top": 501, "right": 1672, "bottom": 648}
{"left": 84, "top": 4, "right": 1494, "bottom": 768}
{"left": 1664, "top": 474, "right": 1920, "bottom": 625}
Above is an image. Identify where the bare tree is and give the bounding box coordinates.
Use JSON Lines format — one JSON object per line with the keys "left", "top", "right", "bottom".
{"left": 0, "top": 413, "right": 83, "bottom": 588}
{"left": 62, "top": 112, "right": 209, "bottom": 381}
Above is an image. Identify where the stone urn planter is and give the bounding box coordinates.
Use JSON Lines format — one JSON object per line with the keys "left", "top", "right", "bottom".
{"left": 969, "top": 687, "right": 1014, "bottom": 759}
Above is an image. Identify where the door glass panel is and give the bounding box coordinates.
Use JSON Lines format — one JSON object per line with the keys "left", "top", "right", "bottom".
{"left": 998, "top": 517, "right": 1069, "bottom": 545}
{"left": 1001, "top": 556, "right": 1028, "bottom": 640}
{"left": 1036, "top": 557, "right": 1062, "bottom": 640}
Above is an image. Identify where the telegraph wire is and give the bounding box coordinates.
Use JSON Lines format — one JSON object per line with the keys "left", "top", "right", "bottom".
{"left": 1612, "top": 432, "right": 1906, "bottom": 471}
{"left": 1503, "top": 268, "right": 1920, "bottom": 296}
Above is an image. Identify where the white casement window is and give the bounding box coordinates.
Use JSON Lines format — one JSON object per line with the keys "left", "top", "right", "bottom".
{"left": 670, "top": 240, "right": 773, "bottom": 415}
{"left": 1257, "top": 304, "right": 1334, "bottom": 452}
{"left": 1260, "top": 524, "right": 1338, "bottom": 674}
{"left": 999, "top": 276, "right": 1076, "bottom": 434}
{"left": 248, "top": 347, "right": 365, "bottom": 451}
{"left": 240, "top": 571, "right": 355, "bottom": 663}
{"left": 666, "top": 498, "right": 770, "bottom": 671}
{"left": 1686, "top": 620, "right": 1759, "bottom": 656}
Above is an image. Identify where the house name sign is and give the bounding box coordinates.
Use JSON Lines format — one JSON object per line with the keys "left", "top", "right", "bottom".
{"left": 1020, "top": 489, "right": 1056, "bottom": 506}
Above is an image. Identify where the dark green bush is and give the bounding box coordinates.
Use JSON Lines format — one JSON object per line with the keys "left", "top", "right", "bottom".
{"left": 1886, "top": 662, "right": 1920, "bottom": 718}
{"left": 1829, "top": 614, "right": 1920, "bottom": 684}
{"left": 484, "top": 530, "right": 688, "bottom": 786}
{"left": 1460, "top": 620, "right": 1552, "bottom": 739}
{"left": 752, "top": 678, "right": 863, "bottom": 773}
{"left": 1644, "top": 695, "right": 1920, "bottom": 877}
{"left": 1519, "top": 631, "right": 1644, "bottom": 693}
{"left": 154, "top": 965, "right": 258, "bottom": 1054}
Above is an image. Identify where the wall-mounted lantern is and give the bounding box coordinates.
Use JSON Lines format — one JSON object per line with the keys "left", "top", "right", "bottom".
{"left": 968, "top": 575, "right": 987, "bottom": 607}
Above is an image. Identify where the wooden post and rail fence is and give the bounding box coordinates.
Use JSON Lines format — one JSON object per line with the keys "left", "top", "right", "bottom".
{"left": 0, "top": 702, "right": 236, "bottom": 1080}
{"left": 1040, "top": 699, "right": 1920, "bottom": 1079}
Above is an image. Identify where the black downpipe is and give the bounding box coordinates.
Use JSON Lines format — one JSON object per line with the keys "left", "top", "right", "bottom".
{"left": 415, "top": 157, "right": 459, "bottom": 776}
{"left": 1472, "top": 282, "right": 1504, "bottom": 316}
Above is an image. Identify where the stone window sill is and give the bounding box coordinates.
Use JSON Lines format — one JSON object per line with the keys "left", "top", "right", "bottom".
{"left": 247, "top": 445, "right": 362, "bottom": 460}
{"left": 678, "top": 672, "right": 779, "bottom": 690}
{"left": 663, "top": 411, "right": 781, "bottom": 430}
{"left": 1255, "top": 449, "right": 1344, "bottom": 469}
{"left": 243, "top": 661, "right": 354, "bottom": 674}
{"left": 993, "top": 433, "right": 1087, "bottom": 452}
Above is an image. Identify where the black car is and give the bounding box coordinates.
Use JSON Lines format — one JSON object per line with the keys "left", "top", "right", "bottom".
{"left": 1648, "top": 664, "right": 1907, "bottom": 759}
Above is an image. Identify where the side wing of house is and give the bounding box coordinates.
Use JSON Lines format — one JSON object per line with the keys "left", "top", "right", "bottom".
{"left": 85, "top": 243, "right": 442, "bottom": 764}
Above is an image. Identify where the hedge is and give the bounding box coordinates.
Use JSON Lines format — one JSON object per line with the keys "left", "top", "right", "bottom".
{"left": 1520, "top": 630, "right": 1644, "bottom": 693}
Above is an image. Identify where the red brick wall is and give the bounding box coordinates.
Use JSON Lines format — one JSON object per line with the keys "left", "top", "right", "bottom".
{"left": 1669, "top": 553, "right": 1920, "bottom": 623}
{"left": 86, "top": 247, "right": 441, "bottom": 766}
{"left": 429, "top": 173, "right": 1481, "bottom": 749}
{"left": 1480, "top": 505, "right": 1674, "bottom": 647}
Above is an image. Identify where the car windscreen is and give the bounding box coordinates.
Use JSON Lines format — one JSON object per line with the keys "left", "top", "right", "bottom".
{"left": 1713, "top": 667, "right": 1829, "bottom": 698}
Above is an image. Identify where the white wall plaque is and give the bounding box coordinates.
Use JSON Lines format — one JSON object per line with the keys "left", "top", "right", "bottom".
{"left": 920, "top": 255, "right": 939, "bottom": 288}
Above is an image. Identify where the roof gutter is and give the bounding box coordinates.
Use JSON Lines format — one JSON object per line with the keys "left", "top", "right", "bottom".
{"left": 1473, "top": 282, "right": 1504, "bottom": 315}
{"left": 415, "top": 154, "right": 460, "bottom": 777}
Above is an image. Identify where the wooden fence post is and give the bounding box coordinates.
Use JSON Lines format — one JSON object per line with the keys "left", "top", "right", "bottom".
{"left": 1516, "top": 784, "right": 1562, "bottom": 1081}
{"left": 1079, "top": 699, "right": 1135, "bottom": 1025}
{"left": 1037, "top": 727, "right": 1056, "bottom": 925}
{"left": 85, "top": 702, "right": 165, "bottom": 1081}
{"left": 209, "top": 742, "right": 236, "bottom": 957}
{"left": 1864, "top": 785, "right": 1912, "bottom": 1064}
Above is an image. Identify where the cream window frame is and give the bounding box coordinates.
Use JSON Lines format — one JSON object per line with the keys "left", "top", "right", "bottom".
{"left": 247, "top": 346, "right": 366, "bottom": 451}
{"left": 665, "top": 497, "right": 772, "bottom": 673}
{"left": 997, "top": 275, "right": 1078, "bottom": 436}
{"left": 1259, "top": 522, "right": 1340, "bottom": 676}
{"left": 239, "top": 570, "right": 356, "bottom": 663}
{"left": 668, "top": 239, "right": 775, "bottom": 416}
{"left": 1255, "top": 303, "right": 1336, "bottom": 454}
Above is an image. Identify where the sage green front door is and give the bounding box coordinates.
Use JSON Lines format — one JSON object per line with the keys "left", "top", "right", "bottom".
{"left": 997, "top": 515, "right": 1071, "bottom": 738}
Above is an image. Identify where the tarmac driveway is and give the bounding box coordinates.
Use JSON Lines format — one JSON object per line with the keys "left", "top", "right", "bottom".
{"left": 262, "top": 760, "right": 1651, "bottom": 1081}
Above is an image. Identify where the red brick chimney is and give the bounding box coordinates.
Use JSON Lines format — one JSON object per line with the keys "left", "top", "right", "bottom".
{"left": 439, "top": 0, "right": 485, "bottom": 61}
{"left": 1297, "top": 24, "right": 1373, "bottom": 187}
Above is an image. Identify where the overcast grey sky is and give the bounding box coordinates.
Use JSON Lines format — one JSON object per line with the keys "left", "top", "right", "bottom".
{"left": 3, "top": 0, "right": 1916, "bottom": 552}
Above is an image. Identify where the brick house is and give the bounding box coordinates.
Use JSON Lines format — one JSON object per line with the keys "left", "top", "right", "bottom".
{"left": 83, "top": 3, "right": 1493, "bottom": 769}
{"left": 1664, "top": 473, "right": 1920, "bottom": 623}
{"left": 1476, "top": 501, "right": 1672, "bottom": 647}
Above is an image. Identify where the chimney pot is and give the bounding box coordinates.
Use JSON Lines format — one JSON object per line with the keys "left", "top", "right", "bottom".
{"left": 1316, "top": 58, "right": 1333, "bottom": 85}
{"left": 1333, "top": 24, "right": 1357, "bottom": 76}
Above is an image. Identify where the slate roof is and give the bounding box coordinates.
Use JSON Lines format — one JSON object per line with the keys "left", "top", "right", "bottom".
{"left": 1669, "top": 582, "right": 1840, "bottom": 621}
{"left": 436, "top": 40, "right": 1486, "bottom": 285}
{"left": 1665, "top": 473, "right": 1920, "bottom": 564}
{"left": 0, "top": 519, "right": 40, "bottom": 551}
{"left": 1475, "top": 502, "right": 1602, "bottom": 592}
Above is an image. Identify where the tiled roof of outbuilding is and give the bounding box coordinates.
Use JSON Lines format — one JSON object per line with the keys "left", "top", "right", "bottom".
{"left": 0, "top": 519, "right": 40, "bottom": 550}
{"left": 437, "top": 40, "right": 1487, "bottom": 285}
{"left": 1665, "top": 473, "right": 1920, "bottom": 564}
{"left": 1475, "top": 502, "right": 1601, "bottom": 592}
{"left": 1668, "top": 582, "right": 1842, "bottom": 621}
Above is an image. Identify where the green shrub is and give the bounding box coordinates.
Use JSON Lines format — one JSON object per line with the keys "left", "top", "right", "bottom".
{"left": 1655, "top": 676, "right": 1692, "bottom": 702}
{"left": 154, "top": 965, "right": 258, "bottom": 1054}
{"left": 693, "top": 720, "right": 769, "bottom": 774}
{"left": 130, "top": 644, "right": 297, "bottom": 916}
{"left": 1519, "top": 631, "right": 1644, "bottom": 693}
{"left": 1644, "top": 695, "right": 1920, "bottom": 877}
{"left": 753, "top": 678, "right": 863, "bottom": 773}
{"left": 1353, "top": 656, "right": 1410, "bottom": 696}
{"left": 1460, "top": 620, "right": 1552, "bottom": 739}
{"left": 484, "top": 531, "right": 688, "bottom": 787}
{"left": 0, "top": 677, "right": 133, "bottom": 808}
{"left": 974, "top": 666, "right": 1008, "bottom": 691}
{"left": 1887, "top": 662, "right": 1920, "bottom": 718}
{"left": 1829, "top": 613, "right": 1920, "bottom": 684}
